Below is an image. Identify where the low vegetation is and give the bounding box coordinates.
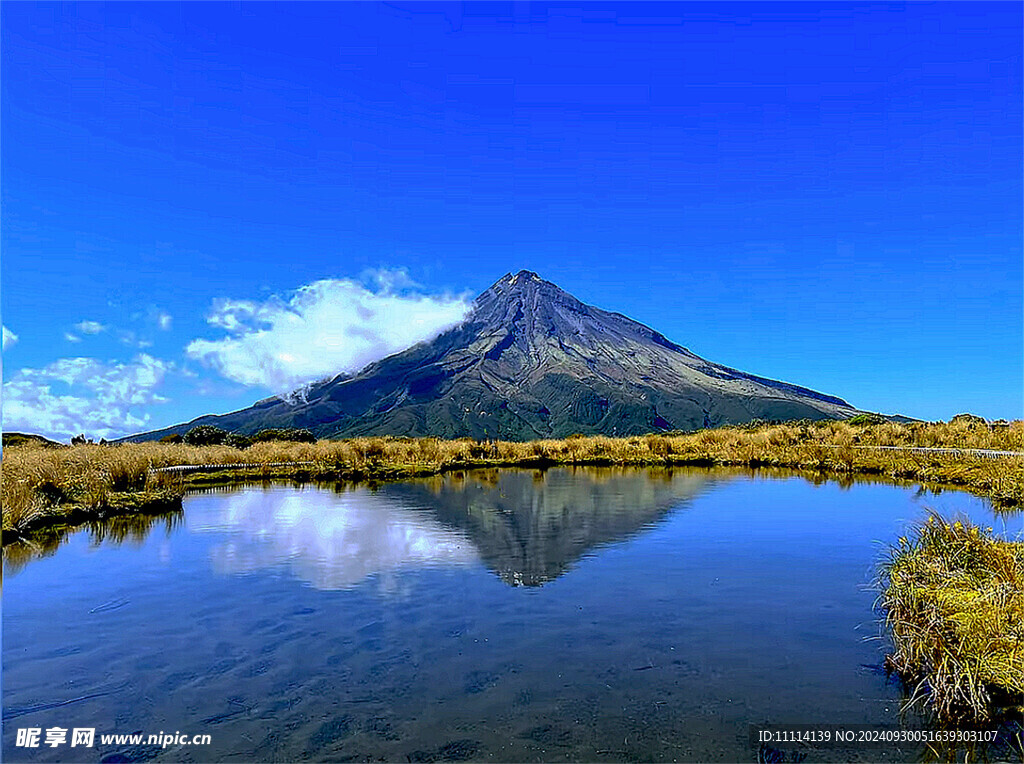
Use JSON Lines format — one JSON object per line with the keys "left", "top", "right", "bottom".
{"left": 881, "top": 515, "right": 1024, "bottom": 722}
{"left": 3, "top": 418, "right": 1022, "bottom": 541}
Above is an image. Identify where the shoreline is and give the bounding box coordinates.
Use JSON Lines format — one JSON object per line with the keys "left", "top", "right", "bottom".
{"left": 4, "top": 426, "right": 1021, "bottom": 543}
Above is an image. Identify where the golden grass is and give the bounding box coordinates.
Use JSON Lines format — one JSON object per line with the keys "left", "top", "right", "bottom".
{"left": 881, "top": 515, "right": 1024, "bottom": 722}
{"left": 3, "top": 418, "right": 1022, "bottom": 538}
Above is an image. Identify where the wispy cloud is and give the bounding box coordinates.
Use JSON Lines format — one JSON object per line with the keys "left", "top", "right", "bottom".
{"left": 74, "top": 320, "right": 107, "bottom": 335}
{"left": 134, "top": 306, "right": 174, "bottom": 332}
{"left": 2, "top": 325, "right": 17, "bottom": 350}
{"left": 2, "top": 354, "right": 174, "bottom": 441}
{"left": 186, "top": 271, "right": 471, "bottom": 393}
{"left": 115, "top": 329, "right": 152, "bottom": 349}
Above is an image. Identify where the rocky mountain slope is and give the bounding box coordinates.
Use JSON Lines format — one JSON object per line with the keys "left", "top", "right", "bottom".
{"left": 130, "top": 271, "right": 856, "bottom": 441}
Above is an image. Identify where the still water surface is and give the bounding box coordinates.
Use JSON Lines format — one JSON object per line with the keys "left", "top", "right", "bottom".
{"left": 4, "top": 467, "right": 1022, "bottom": 762}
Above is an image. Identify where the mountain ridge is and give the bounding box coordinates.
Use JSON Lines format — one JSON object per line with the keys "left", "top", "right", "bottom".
{"left": 126, "top": 271, "right": 857, "bottom": 442}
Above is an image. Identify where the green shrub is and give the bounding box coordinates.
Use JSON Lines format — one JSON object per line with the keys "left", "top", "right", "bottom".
{"left": 847, "top": 413, "right": 886, "bottom": 426}
{"left": 183, "top": 425, "right": 229, "bottom": 446}
{"left": 950, "top": 413, "right": 988, "bottom": 427}
{"left": 159, "top": 433, "right": 184, "bottom": 444}
{"left": 252, "top": 428, "right": 317, "bottom": 444}
{"left": 226, "top": 433, "right": 253, "bottom": 449}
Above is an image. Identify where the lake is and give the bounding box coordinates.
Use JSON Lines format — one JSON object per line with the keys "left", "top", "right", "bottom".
{"left": 3, "top": 467, "right": 1022, "bottom": 762}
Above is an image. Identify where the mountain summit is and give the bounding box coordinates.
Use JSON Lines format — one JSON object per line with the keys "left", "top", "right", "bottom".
{"left": 135, "top": 271, "right": 855, "bottom": 441}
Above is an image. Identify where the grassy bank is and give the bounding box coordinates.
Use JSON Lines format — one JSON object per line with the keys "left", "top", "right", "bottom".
{"left": 3, "top": 418, "right": 1022, "bottom": 540}
{"left": 881, "top": 515, "right": 1024, "bottom": 722}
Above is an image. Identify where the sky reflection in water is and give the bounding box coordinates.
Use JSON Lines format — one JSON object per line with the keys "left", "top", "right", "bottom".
{"left": 3, "top": 468, "right": 1021, "bottom": 762}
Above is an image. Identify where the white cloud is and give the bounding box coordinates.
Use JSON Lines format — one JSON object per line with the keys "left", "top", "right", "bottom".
{"left": 2, "top": 354, "right": 173, "bottom": 441}
{"left": 64, "top": 332, "right": 82, "bottom": 343}
{"left": 74, "top": 320, "right": 107, "bottom": 335}
{"left": 186, "top": 273, "right": 471, "bottom": 393}
{"left": 156, "top": 311, "right": 173, "bottom": 331}
{"left": 2, "top": 325, "right": 17, "bottom": 350}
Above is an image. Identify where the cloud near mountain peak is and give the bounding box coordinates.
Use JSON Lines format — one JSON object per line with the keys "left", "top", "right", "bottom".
{"left": 186, "top": 274, "right": 472, "bottom": 394}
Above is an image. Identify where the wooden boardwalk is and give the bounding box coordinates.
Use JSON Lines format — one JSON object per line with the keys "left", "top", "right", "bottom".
{"left": 150, "top": 461, "right": 318, "bottom": 475}
{"left": 821, "top": 445, "right": 1023, "bottom": 460}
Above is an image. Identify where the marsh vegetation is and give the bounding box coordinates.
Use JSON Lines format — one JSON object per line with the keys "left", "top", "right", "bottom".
{"left": 882, "top": 515, "right": 1024, "bottom": 723}
{"left": 4, "top": 418, "right": 1022, "bottom": 540}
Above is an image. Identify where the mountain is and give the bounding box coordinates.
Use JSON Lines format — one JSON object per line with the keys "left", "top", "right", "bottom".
{"left": 130, "top": 271, "right": 857, "bottom": 442}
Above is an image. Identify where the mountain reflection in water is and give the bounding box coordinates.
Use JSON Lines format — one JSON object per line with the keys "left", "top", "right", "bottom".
{"left": 184, "top": 467, "right": 716, "bottom": 589}
{"left": 388, "top": 467, "right": 715, "bottom": 586}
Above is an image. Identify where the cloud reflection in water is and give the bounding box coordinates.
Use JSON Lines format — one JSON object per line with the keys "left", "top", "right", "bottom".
{"left": 188, "top": 487, "right": 479, "bottom": 590}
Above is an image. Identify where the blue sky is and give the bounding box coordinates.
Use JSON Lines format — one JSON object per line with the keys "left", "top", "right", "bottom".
{"left": 2, "top": 2, "right": 1021, "bottom": 440}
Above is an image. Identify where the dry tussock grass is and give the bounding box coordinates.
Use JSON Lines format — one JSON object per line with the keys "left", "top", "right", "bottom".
{"left": 882, "top": 515, "right": 1024, "bottom": 721}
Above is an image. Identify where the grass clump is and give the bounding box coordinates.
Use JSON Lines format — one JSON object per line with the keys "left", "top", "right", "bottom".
{"left": 881, "top": 515, "right": 1024, "bottom": 722}
{"left": 2, "top": 444, "right": 184, "bottom": 538}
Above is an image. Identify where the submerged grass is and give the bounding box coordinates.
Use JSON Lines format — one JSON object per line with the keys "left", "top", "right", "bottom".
{"left": 3, "top": 418, "right": 1022, "bottom": 540}
{"left": 881, "top": 515, "right": 1024, "bottom": 722}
